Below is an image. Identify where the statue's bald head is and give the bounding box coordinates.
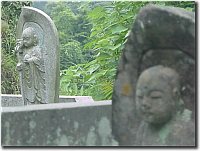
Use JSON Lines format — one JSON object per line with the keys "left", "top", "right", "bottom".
{"left": 138, "top": 65, "right": 180, "bottom": 94}
{"left": 22, "top": 27, "right": 38, "bottom": 47}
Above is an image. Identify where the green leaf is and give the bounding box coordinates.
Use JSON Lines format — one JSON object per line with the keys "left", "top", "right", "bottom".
{"left": 98, "top": 52, "right": 112, "bottom": 58}
{"left": 80, "top": 86, "right": 84, "bottom": 96}
{"left": 97, "top": 38, "right": 110, "bottom": 45}
{"left": 111, "top": 25, "right": 128, "bottom": 34}
{"left": 88, "top": 6, "right": 106, "bottom": 20}
{"left": 87, "top": 64, "right": 100, "bottom": 74}
{"left": 109, "top": 43, "right": 121, "bottom": 51}
{"left": 87, "top": 70, "right": 107, "bottom": 82}
{"left": 64, "top": 83, "right": 70, "bottom": 92}
{"left": 84, "top": 59, "right": 97, "bottom": 68}
{"left": 74, "top": 84, "right": 78, "bottom": 95}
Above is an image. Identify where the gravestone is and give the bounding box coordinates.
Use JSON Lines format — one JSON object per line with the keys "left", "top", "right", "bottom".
{"left": 15, "top": 7, "right": 59, "bottom": 105}
{"left": 112, "top": 4, "right": 195, "bottom": 146}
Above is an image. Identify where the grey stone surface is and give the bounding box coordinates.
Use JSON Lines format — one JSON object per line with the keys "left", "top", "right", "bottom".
{"left": 59, "top": 96, "right": 94, "bottom": 103}
{"left": 1, "top": 94, "right": 94, "bottom": 107}
{"left": 112, "top": 4, "right": 195, "bottom": 146}
{"left": 15, "top": 7, "right": 59, "bottom": 105}
{"left": 1, "top": 95, "right": 24, "bottom": 107}
{"left": 1, "top": 101, "right": 118, "bottom": 146}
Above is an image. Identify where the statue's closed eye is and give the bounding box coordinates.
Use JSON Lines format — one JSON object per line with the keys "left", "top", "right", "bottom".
{"left": 150, "top": 91, "right": 163, "bottom": 99}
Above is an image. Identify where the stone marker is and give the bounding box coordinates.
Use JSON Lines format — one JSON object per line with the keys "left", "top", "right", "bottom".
{"left": 15, "top": 7, "right": 59, "bottom": 105}
{"left": 112, "top": 4, "right": 195, "bottom": 146}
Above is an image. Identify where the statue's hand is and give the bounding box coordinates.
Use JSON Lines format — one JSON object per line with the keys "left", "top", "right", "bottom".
{"left": 15, "top": 39, "right": 23, "bottom": 53}
{"left": 16, "top": 63, "right": 23, "bottom": 71}
{"left": 24, "top": 56, "right": 38, "bottom": 63}
{"left": 24, "top": 59, "right": 29, "bottom": 63}
{"left": 24, "top": 58, "right": 33, "bottom": 63}
{"left": 24, "top": 54, "right": 32, "bottom": 63}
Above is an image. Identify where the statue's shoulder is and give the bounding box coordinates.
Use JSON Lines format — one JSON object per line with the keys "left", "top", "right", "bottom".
{"left": 173, "top": 109, "right": 194, "bottom": 131}
{"left": 167, "top": 109, "right": 195, "bottom": 145}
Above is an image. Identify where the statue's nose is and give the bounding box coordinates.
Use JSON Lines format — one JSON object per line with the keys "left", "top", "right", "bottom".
{"left": 141, "top": 96, "right": 150, "bottom": 110}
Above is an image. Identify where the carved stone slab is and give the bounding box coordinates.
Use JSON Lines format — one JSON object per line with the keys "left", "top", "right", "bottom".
{"left": 112, "top": 5, "right": 195, "bottom": 145}
{"left": 16, "top": 7, "right": 59, "bottom": 104}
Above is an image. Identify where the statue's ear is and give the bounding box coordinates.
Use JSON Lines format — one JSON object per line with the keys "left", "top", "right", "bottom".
{"left": 173, "top": 87, "right": 184, "bottom": 111}
{"left": 172, "top": 87, "right": 180, "bottom": 99}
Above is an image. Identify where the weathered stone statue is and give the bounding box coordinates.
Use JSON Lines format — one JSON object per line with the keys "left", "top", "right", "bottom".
{"left": 15, "top": 27, "right": 46, "bottom": 104}
{"left": 112, "top": 4, "right": 195, "bottom": 146}
{"left": 15, "top": 7, "right": 59, "bottom": 105}
{"left": 135, "top": 65, "right": 194, "bottom": 146}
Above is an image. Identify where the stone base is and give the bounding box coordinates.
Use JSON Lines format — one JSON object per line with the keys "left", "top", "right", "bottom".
{"left": 1, "top": 101, "right": 118, "bottom": 146}
{"left": 1, "top": 94, "right": 94, "bottom": 107}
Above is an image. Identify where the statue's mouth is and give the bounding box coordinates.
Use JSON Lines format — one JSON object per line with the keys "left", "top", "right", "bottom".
{"left": 142, "top": 110, "right": 154, "bottom": 117}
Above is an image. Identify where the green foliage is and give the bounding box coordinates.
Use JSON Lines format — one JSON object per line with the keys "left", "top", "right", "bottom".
{"left": 61, "top": 40, "right": 83, "bottom": 68}
{"left": 59, "top": 2, "right": 142, "bottom": 100}
{"left": 59, "top": 62, "right": 115, "bottom": 100}
{"left": 59, "top": 1, "right": 195, "bottom": 101}
{"left": 43, "top": 2, "right": 92, "bottom": 70}
{"left": 1, "top": 1, "right": 31, "bottom": 94}
{"left": 1, "top": 48, "right": 20, "bottom": 94}
{"left": 164, "top": 1, "right": 195, "bottom": 11}
{"left": 80, "top": 2, "right": 148, "bottom": 100}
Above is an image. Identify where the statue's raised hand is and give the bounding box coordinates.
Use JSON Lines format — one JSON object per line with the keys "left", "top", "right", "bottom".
{"left": 15, "top": 39, "right": 23, "bottom": 53}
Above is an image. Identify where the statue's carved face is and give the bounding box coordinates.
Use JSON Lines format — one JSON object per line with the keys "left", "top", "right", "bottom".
{"left": 136, "top": 66, "right": 178, "bottom": 125}
{"left": 22, "top": 28, "right": 35, "bottom": 48}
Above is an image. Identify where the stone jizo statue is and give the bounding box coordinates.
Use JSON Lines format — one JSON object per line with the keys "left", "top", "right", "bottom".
{"left": 15, "top": 27, "right": 46, "bottom": 104}
{"left": 135, "top": 65, "right": 195, "bottom": 146}
{"left": 15, "top": 7, "right": 59, "bottom": 105}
